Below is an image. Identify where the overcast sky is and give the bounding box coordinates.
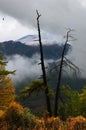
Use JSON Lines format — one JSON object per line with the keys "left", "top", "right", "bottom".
{"left": 0, "top": 0, "right": 86, "bottom": 41}
{"left": 0, "top": 0, "right": 86, "bottom": 76}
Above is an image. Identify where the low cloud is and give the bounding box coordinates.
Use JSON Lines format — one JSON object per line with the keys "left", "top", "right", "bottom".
{"left": 6, "top": 54, "right": 41, "bottom": 84}
{"left": 6, "top": 54, "right": 54, "bottom": 84}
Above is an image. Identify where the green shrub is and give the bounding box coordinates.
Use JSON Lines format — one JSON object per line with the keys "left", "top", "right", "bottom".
{"left": 21, "top": 108, "right": 37, "bottom": 129}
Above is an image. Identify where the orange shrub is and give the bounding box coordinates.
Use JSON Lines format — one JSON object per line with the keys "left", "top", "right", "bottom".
{"left": 0, "top": 110, "right": 4, "bottom": 117}
{"left": 0, "top": 110, "right": 7, "bottom": 129}
{"left": 3, "top": 102, "right": 24, "bottom": 129}
{"left": 67, "top": 116, "right": 86, "bottom": 130}
{"left": 36, "top": 117, "right": 62, "bottom": 130}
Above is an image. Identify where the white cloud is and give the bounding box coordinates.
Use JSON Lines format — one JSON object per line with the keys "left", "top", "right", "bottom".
{"left": 0, "top": 0, "right": 86, "bottom": 76}
{"left": 6, "top": 54, "right": 41, "bottom": 84}
{"left": 79, "top": 0, "right": 86, "bottom": 8}
{"left": 6, "top": 54, "right": 54, "bottom": 84}
{"left": 0, "top": 12, "right": 36, "bottom": 42}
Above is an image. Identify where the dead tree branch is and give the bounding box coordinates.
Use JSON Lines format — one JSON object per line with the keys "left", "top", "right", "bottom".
{"left": 54, "top": 29, "right": 76, "bottom": 116}
{"left": 36, "top": 10, "right": 52, "bottom": 117}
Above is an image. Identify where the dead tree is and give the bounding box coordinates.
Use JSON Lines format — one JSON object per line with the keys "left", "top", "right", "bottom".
{"left": 54, "top": 29, "right": 76, "bottom": 116}
{"left": 36, "top": 10, "right": 52, "bottom": 117}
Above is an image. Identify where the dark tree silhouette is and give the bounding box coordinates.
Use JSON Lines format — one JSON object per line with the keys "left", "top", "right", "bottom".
{"left": 36, "top": 10, "right": 52, "bottom": 117}
{"left": 54, "top": 29, "right": 78, "bottom": 116}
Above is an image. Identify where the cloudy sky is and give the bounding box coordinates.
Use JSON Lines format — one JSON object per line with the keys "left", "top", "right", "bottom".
{"left": 0, "top": 0, "right": 86, "bottom": 77}
{"left": 0, "top": 0, "right": 86, "bottom": 41}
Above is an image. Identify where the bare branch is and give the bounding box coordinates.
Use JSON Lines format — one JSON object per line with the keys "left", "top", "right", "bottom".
{"left": 64, "top": 57, "right": 79, "bottom": 72}
{"left": 65, "top": 28, "right": 75, "bottom": 32}
{"left": 36, "top": 10, "right": 41, "bottom": 20}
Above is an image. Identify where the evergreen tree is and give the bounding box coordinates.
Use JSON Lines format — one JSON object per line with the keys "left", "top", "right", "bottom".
{"left": 0, "top": 52, "right": 15, "bottom": 110}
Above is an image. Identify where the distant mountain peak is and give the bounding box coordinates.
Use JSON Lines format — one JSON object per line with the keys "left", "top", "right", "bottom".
{"left": 17, "top": 34, "right": 60, "bottom": 46}
{"left": 17, "top": 34, "right": 38, "bottom": 45}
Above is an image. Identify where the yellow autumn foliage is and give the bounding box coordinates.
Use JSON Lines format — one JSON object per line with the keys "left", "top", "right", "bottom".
{"left": 0, "top": 76, "right": 15, "bottom": 110}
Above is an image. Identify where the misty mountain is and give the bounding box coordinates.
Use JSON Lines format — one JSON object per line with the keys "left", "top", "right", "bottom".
{"left": 0, "top": 34, "right": 85, "bottom": 92}
{"left": 0, "top": 34, "right": 71, "bottom": 87}
{"left": 17, "top": 34, "right": 61, "bottom": 45}
{"left": 0, "top": 34, "right": 85, "bottom": 91}
{"left": 0, "top": 34, "right": 86, "bottom": 113}
{"left": 0, "top": 40, "right": 71, "bottom": 60}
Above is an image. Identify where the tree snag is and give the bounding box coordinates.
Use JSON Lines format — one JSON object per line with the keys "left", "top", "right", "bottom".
{"left": 36, "top": 10, "right": 52, "bottom": 117}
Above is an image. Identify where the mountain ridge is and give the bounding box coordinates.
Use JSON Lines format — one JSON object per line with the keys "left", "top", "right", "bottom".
{"left": 0, "top": 40, "right": 71, "bottom": 60}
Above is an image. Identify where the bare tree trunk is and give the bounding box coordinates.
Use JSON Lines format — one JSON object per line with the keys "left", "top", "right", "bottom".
{"left": 36, "top": 10, "right": 52, "bottom": 117}
{"left": 54, "top": 30, "right": 71, "bottom": 116}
